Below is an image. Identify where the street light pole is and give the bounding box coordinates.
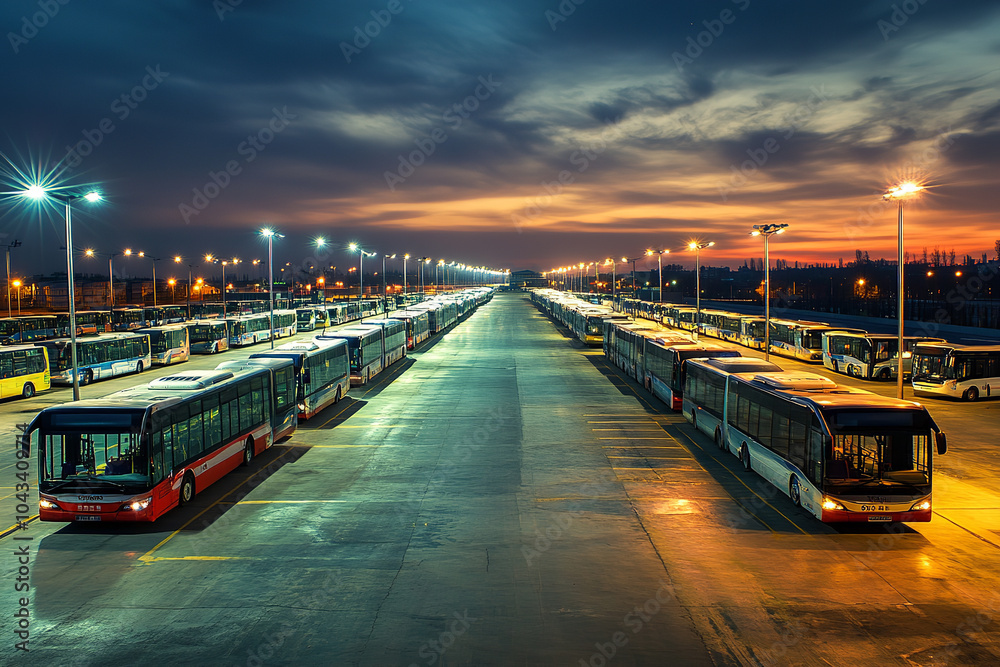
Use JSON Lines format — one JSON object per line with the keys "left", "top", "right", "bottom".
{"left": 261, "top": 229, "right": 283, "bottom": 348}
{"left": 687, "top": 241, "right": 715, "bottom": 342}
{"left": 750, "top": 225, "right": 786, "bottom": 361}
{"left": 884, "top": 182, "right": 924, "bottom": 399}
{"left": 403, "top": 253, "right": 409, "bottom": 297}
{"left": 6, "top": 240, "right": 21, "bottom": 318}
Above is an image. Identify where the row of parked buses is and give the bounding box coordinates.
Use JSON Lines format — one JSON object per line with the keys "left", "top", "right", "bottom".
{"left": 530, "top": 289, "right": 949, "bottom": 525}
{"left": 23, "top": 286, "right": 497, "bottom": 524}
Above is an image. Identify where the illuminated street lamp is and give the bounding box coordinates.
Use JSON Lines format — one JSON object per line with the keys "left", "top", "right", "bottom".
{"left": 383, "top": 253, "right": 396, "bottom": 314}
{"left": 21, "top": 186, "right": 102, "bottom": 401}
{"left": 261, "top": 228, "right": 283, "bottom": 348}
{"left": 646, "top": 248, "right": 669, "bottom": 303}
{"left": 174, "top": 255, "right": 194, "bottom": 319}
{"left": 750, "top": 225, "right": 786, "bottom": 361}
{"left": 883, "top": 182, "right": 924, "bottom": 399}
{"left": 403, "top": 253, "right": 410, "bottom": 296}
{"left": 349, "top": 243, "right": 376, "bottom": 321}
{"left": 11, "top": 279, "right": 22, "bottom": 315}
{"left": 5, "top": 239, "right": 21, "bottom": 318}
{"left": 687, "top": 241, "right": 715, "bottom": 342}
{"left": 125, "top": 249, "right": 159, "bottom": 307}
{"left": 604, "top": 258, "right": 618, "bottom": 300}
{"left": 418, "top": 257, "right": 430, "bottom": 294}
{"left": 167, "top": 278, "right": 176, "bottom": 304}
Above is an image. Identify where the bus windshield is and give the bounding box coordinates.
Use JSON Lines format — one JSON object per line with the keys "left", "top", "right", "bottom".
{"left": 190, "top": 324, "right": 224, "bottom": 343}
{"left": 825, "top": 409, "right": 931, "bottom": 490}
{"left": 911, "top": 351, "right": 949, "bottom": 382}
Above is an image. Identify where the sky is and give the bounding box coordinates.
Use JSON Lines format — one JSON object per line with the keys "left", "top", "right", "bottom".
{"left": 1, "top": 0, "right": 999, "bottom": 282}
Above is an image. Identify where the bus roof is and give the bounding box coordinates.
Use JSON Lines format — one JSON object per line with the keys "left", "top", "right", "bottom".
{"left": 37, "top": 332, "right": 148, "bottom": 345}
{"left": 914, "top": 342, "right": 1000, "bottom": 353}
{"left": 740, "top": 371, "right": 927, "bottom": 410}
{"left": 137, "top": 325, "right": 188, "bottom": 333}
{"left": 689, "top": 357, "right": 782, "bottom": 374}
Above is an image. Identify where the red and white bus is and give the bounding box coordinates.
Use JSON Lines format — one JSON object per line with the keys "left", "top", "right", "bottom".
{"left": 28, "top": 366, "right": 295, "bottom": 522}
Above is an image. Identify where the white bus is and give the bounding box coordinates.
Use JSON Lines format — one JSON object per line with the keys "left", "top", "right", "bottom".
{"left": 251, "top": 338, "right": 350, "bottom": 419}
{"left": 138, "top": 325, "right": 190, "bottom": 366}
{"left": 38, "top": 333, "right": 151, "bottom": 386}
{"left": 682, "top": 356, "right": 782, "bottom": 445}
{"left": 911, "top": 343, "right": 1000, "bottom": 402}
{"left": 271, "top": 310, "right": 298, "bottom": 338}
{"left": 388, "top": 309, "right": 430, "bottom": 349}
{"left": 823, "top": 332, "right": 944, "bottom": 380}
{"left": 768, "top": 320, "right": 864, "bottom": 362}
{"left": 318, "top": 326, "right": 384, "bottom": 385}
{"left": 369, "top": 319, "right": 407, "bottom": 368}
{"left": 227, "top": 314, "right": 271, "bottom": 347}
{"left": 721, "top": 371, "right": 946, "bottom": 523}
{"left": 643, "top": 341, "right": 739, "bottom": 411}
{"left": 188, "top": 320, "right": 230, "bottom": 354}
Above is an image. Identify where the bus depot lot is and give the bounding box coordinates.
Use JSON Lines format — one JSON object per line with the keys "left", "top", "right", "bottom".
{"left": 0, "top": 293, "right": 997, "bottom": 665}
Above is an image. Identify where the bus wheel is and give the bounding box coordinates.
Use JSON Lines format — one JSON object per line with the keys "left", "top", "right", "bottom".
{"left": 335, "top": 386, "right": 342, "bottom": 404}
{"left": 715, "top": 429, "right": 725, "bottom": 451}
{"left": 80, "top": 370, "right": 93, "bottom": 386}
{"left": 22, "top": 382, "right": 35, "bottom": 399}
{"left": 848, "top": 365, "right": 860, "bottom": 378}
{"left": 741, "top": 445, "right": 752, "bottom": 472}
{"left": 362, "top": 370, "right": 369, "bottom": 384}
{"left": 878, "top": 368, "right": 892, "bottom": 381}
{"left": 136, "top": 361, "right": 144, "bottom": 374}
{"left": 963, "top": 387, "right": 979, "bottom": 402}
{"left": 179, "top": 473, "right": 196, "bottom": 505}
{"left": 690, "top": 411, "right": 697, "bottom": 430}
{"left": 242, "top": 438, "right": 254, "bottom": 466}
{"left": 831, "top": 360, "right": 839, "bottom": 373}
{"left": 789, "top": 476, "right": 802, "bottom": 507}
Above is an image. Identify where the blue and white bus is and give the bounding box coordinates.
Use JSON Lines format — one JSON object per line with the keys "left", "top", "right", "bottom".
{"left": 368, "top": 319, "right": 407, "bottom": 368}
{"left": 682, "top": 356, "right": 782, "bottom": 446}
{"left": 138, "top": 325, "right": 190, "bottom": 366}
{"left": 718, "top": 371, "right": 946, "bottom": 523}
{"left": 188, "top": 320, "right": 230, "bottom": 354}
{"left": 318, "top": 326, "right": 384, "bottom": 385}
{"left": 227, "top": 314, "right": 271, "bottom": 347}
{"left": 250, "top": 338, "right": 350, "bottom": 419}
{"left": 38, "top": 332, "right": 151, "bottom": 386}
{"left": 912, "top": 343, "right": 1000, "bottom": 402}
{"left": 271, "top": 310, "right": 298, "bottom": 338}
{"left": 823, "top": 333, "right": 945, "bottom": 380}
{"left": 0, "top": 316, "right": 59, "bottom": 344}
{"left": 388, "top": 309, "right": 431, "bottom": 349}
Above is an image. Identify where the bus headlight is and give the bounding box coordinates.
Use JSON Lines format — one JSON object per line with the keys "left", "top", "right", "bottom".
{"left": 39, "top": 498, "right": 60, "bottom": 510}
{"left": 821, "top": 498, "right": 845, "bottom": 511}
{"left": 125, "top": 497, "right": 152, "bottom": 511}
{"left": 910, "top": 500, "right": 931, "bottom": 512}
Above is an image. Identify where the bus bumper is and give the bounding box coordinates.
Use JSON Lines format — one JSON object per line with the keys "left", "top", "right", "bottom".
{"left": 39, "top": 500, "right": 158, "bottom": 523}
{"left": 820, "top": 508, "right": 931, "bottom": 523}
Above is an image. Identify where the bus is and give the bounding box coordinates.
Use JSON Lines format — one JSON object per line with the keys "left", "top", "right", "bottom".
{"left": 55, "top": 311, "right": 111, "bottom": 337}
{"left": 643, "top": 342, "right": 740, "bottom": 410}
{"left": 0, "top": 315, "right": 58, "bottom": 344}
{"left": 823, "top": 333, "right": 944, "bottom": 380}
{"left": 768, "top": 320, "right": 864, "bottom": 362}
{"left": 369, "top": 319, "right": 407, "bottom": 368}
{"left": 0, "top": 345, "right": 50, "bottom": 399}
{"left": 227, "top": 313, "right": 271, "bottom": 347}
{"left": 318, "top": 326, "right": 384, "bottom": 385}
{"left": 721, "top": 371, "right": 947, "bottom": 523}
{"left": 143, "top": 305, "right": 187, "bottom": 326}
{"left": 138, "top": 325, "right": 190, "bottom": 365}
{"left": 738, "top": 316, "right": 767, "bottom": 349}
{"left": 388, "top": 309, "right": 430, "bottom": 349}
{"left": 911, "top": 343, "right": 1000, "bottom": 402}
{"left": 666, "top": 306, "right": 698, "bottom": 331}
{"left": 27, "top": 366, "right": 290, "bottom": 522}
{"left": 112, "top": 307, "right": 147, "bottom": 331}
{"left": 682, "top": 356, "right": 782, "bottom": 445}
{"left": 215, "top": 357, "right": 299, "bottom": 441}
{"left": 251, "top": 338, "right": 350, "bottom": 418}
{"left": 271, "top": 310, "right": 298, "bottom": 338}
{"left": 188, "top": 320, "right": 230, "bottom": 354}
{"left": 38, "top": 332, "right": 151, "bottom": 386}
{"left": 296, "top": 307, "right": 331, "bottom": 332}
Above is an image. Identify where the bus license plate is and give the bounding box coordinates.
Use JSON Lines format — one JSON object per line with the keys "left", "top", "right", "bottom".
{"left": 75, "top": 515, "right": 102, "bottom": 522}
{"left": 867, "top": 515, "right": 892, "bottom": 522}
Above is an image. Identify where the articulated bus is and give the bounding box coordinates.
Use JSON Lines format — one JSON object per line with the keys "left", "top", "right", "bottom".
{"left": 38, "top": 332, "right": 151, "bottom": 386}
{"left": 28, "top": 367, "right": 291, "bottom": 522}
{"left": 215, "top": 358, "right": 298, "bottom": 440}
{"left": 666, "top": 306, "right": 698, "bottom": 331}
{"left": 768, "top": 320, "right": 864, "bottom": 362}
{"left": 271, "top": 310, "right": 298, "bottom": 338}
{"left": 318, "top": 326, "right": 384, "bottom": 385}
{"left": 823, "top": 333, "right": 944, "bottom": 380}
{"left": 388, "top": 309, "right": 430, "bottom": 349}
{"left": 717, "top": 371, "right": 947, "bottom": 523}
{"left": 644, "top": 342, "right": 740, "bottom": 410}
{"left": 912, "top": 343, "right": 1000, "bottom": 402}
{"left": 0, "top": 316, "right": 58, "bottom": 344}
{"left": 369, "top": 319, "right": 407, "bottom": 368}
{"left": 682, "top": 356, "right": 782, "bottom": 445}
{"left": 188, "top": 320, "right": 229, "bottom": 354}
{"left": 55, "top": 311, "right": 111, "bottom": 337}
{"left": 227, "top": 313, "right": 271, "bottom": 347}
{"left": 250, "top": 338, "right": 350, "bottom": 418}
{"left": 138, "top": 325, "right": 190, "bottom": 365}
{"left": 0, "top": 345, "right": 50, "bottom": 399}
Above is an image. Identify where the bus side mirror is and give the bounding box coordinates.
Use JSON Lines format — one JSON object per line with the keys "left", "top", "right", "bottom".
{"left": 935, "top": 432, "right": 947, "bottom": 455}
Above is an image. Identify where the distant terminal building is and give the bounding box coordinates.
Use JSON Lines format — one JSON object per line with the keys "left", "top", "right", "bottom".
{"left": 511, "top": 270, "right": 547, "bottom": 289}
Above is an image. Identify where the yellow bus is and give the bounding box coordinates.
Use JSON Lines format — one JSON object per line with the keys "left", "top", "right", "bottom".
{"left": 0, "top": 345, "right": 50, "bottom": 399}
